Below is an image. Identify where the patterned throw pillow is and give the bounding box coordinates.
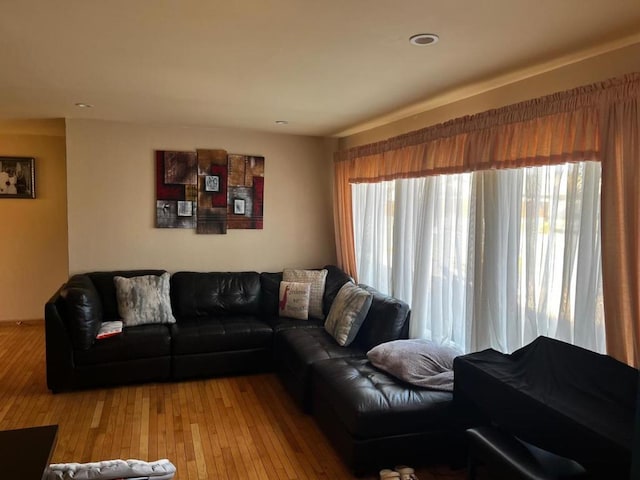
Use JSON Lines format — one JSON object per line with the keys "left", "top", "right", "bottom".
{"left": 278, "top": 281, "right": 311, "bottom": 320}
{"left": 325, "top": 282, "right": 373, "bottom": 346}
{"left": 114, "top": 272, "right": 176, "bottom": 326}
{"left": 282, "top": 269, "right": 328, "bottom": 319}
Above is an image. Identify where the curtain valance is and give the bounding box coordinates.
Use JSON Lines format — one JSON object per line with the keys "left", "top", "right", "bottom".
{"left": 336, "top": 73, "right": 639, "bottom": 180}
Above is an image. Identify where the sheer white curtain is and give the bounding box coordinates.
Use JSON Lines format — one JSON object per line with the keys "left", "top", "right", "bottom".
{"left": 352, "top": 162, "right": 605, "bottom": 354}
{"left": 352, "top": 180, "right": 394, "bottom": 294}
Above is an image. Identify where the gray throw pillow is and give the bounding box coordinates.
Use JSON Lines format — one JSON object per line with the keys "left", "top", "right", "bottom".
{"left": 367, "top": 339, "right": 461, "bottom": 392}
{"left": 114, "top": 272, "right": 176, "bottom": 326}
{"left": 324, "top": 282, "right": 373, "bottom": 346}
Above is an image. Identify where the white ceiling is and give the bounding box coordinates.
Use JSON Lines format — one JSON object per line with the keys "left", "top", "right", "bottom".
{"left": 1, "top": 0, "right": 640, "bottom": 137}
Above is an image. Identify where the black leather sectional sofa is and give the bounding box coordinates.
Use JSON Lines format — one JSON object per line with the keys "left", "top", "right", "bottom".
{"left": 45, "top": 266, "right": 457, "bottom": 474}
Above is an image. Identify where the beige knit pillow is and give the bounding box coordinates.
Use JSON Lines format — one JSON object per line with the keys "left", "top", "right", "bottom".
{"left": 282, "top": 269, "right": 327, "bottom": 319}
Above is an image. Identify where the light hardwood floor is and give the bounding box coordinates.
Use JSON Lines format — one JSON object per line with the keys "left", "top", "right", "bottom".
{"left": 0, "top": 323, "right": 466, "bottom": 480}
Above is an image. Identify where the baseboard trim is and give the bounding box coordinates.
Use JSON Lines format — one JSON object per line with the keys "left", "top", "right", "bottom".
{"left": 0, "top": 319, "right": 44, "bottom": 327}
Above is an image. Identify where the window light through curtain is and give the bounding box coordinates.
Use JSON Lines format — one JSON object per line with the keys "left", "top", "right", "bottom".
{"left": 352, "top": 161, "right": 605, "bottom": 354}
{"left": 337, "top": 74, "right": 640, "bottom": 365}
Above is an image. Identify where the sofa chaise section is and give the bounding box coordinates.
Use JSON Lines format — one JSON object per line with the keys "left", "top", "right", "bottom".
{"left": 312, "top": 357, "right": 455, "bottom": 474}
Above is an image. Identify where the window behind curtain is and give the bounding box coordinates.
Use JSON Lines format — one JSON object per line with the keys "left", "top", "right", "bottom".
{"left": 352, "top": 161, "right": 605, "bottom": 354}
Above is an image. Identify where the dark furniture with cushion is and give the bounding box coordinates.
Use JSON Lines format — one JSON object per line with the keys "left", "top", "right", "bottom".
{"left": 47, "top": 268, "right": 340, "bottom": 391}
{"left": 454, "top": 336, "right": 638, "bottom": 479}
{"left": 275, "top": 327, "right": 365, "bottom": 411}
{"left": 466, "top": 426, "right": 588, "bottom": 480}
{"left": 274, "top": 281, "right": 410, "bottom": 411}
{"left": 169, "top": 271, "right": 274, "bottom": 380}
{"left": 272, "top": 280, "right": 460, "bottom": 474}
{"left": 46, "top": 269, "right": 172, "bottom": 391}
{"left": 45, "top": 264, "right": 459, "bottom": 476}
{"left": 312, "top": 357, "right": 455, "bottom": 475}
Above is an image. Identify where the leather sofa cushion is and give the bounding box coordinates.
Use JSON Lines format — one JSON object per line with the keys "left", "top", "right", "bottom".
{"left": 171, "top": 316, "right": 273, "bottom": 355}
{"left": 275, "top": 328, "right": 365, "bottom": 384}
{"left": 260, "top": 272, "right": 283, "bottom": 317}
{"left": 352, "top": 285, "right": 410, "bottom": 351}
{"left": 267, "top": 317, "right": 324, "bottom": 334}
{"left": 313, "top": 357, "right": 453, "bottom": 438}
{"left": 322, "top": 264, "right": 353, "bottom": 315}
{"left": 171, "top": 271, "right": 261, "bottom": 317}
{"left": 74, "top": 324, "right": 171, "bottom": 366}
{"left": 87, "top": 270, "right": 167, "bottom": 321}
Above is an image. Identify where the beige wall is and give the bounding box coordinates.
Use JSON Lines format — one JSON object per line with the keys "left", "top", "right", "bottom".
{"left": 340, "top": 42, "right": 640, "bottom": 149}
{"left": 9, "top": 41, "right": 637, "bottom": 319}
{"left": 0, "top": 119, "right": 68, "bottom": 322}
{"left": 66, "top": 119, "right": 335, "bottom": 274}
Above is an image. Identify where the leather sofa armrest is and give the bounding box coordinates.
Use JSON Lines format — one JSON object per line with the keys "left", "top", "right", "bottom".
{"left": 45, "top": 289, "right": 76, "bottom": 392}
{"left": 352, "top": 284, "right": 410, "bottom": 351}
{"left": 58, "top": 274, "right": 104, "bottom": 350}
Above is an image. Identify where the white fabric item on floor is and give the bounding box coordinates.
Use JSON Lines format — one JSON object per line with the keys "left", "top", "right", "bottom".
{"left": 44, "top": 458, "right": 176, "bottom": 480}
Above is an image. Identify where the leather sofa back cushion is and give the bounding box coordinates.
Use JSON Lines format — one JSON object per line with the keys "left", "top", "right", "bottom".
{"left": 87, "top": 270, "right": 167, "bottom": 321}
{"left": 171, "top": 271, "right": 261, "bottom": 318}
{"left": 352, "top": 284, "right": 410, "bottom": 351}
{"left": 322, "top": 265, "right": 353, "bottom": 315}
{"left": 59, "top": 274, "right": 103, "bottom": 350}
{"left": 260, "top": 272, "right": 283, "bottom": 317}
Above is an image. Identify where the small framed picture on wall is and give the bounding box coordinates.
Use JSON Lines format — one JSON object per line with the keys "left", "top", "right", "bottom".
{"left": 233, "top": 198, "right": 246, "bottom": 215}
{"left": 177, "top": 201, "right": 193, "bottom": 217}
{"left": 0, "top": 157, "right": 35, "bottom": 199}
{"left": 205, "top": 175, "right": 220, "bottom": 192}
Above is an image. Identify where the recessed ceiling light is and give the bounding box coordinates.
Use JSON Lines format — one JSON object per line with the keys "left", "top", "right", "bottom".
{"left": 74, "top": 102, "right": 94, "bottom": 108}
{"left": 409, "top": 33, "right": 439, "bottom": 46}
{"left": 275, "top": 120, "right": 288, "bottom": 125}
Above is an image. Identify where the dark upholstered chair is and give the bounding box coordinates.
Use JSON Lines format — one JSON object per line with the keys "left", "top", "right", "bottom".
{"left": 466, "top": 427, "right": 588, "bottom": 480}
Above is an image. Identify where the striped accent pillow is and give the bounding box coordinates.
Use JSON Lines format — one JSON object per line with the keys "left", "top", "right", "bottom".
{"left": 325, "top": 282, "right": 373, "bottom": 346}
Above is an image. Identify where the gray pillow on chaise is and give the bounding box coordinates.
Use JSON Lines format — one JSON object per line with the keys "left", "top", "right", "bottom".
{"left": 367, "top": 339, "right": 461, "bottom": 392}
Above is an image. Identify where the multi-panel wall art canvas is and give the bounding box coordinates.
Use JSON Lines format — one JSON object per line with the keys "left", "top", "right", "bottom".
{"left": 227, "top": 154, "right": 264, "bottom": 230}
{"left": 155, "top": 150, "right": 198, "bottom": 229}
{"left": 196, "top": 149, "right": 228, "bottom": 234}
{"left": 155, "top": 149, "right": 264, "bottom": 234}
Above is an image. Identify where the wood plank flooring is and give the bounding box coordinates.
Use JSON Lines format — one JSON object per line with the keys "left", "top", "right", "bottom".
{"left": 0, "top": 323, "right": 466, "bottom": 480}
